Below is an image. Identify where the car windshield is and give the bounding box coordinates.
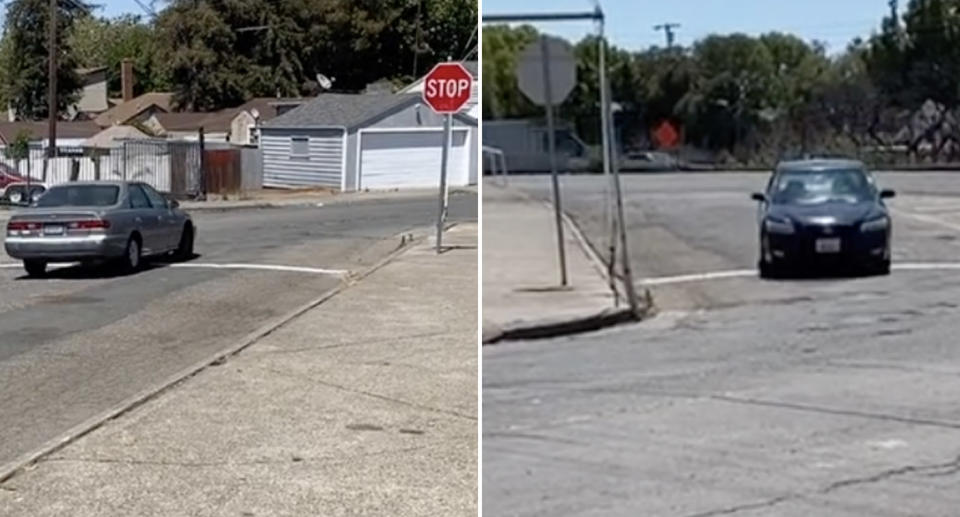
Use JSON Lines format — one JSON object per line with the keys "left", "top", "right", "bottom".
{"left": 771, "top": 169, "right": 875, "bottom": 205}
{"left": 35, "top": 185, "right": 120, "bottom": 207}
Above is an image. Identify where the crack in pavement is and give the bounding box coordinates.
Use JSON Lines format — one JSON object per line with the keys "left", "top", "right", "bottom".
{"left": 710, "top": 394, "right": 960, "bottom": 430}
{"left": 261, "top": 366, "right": 477, "bottom": 421}
{"left": 39, "top": 445, "right": 434, "bottom": 470}
{"left": 685, "top": 454, "right": 960, "bottom": 517}
{"left": 255, "top": 330, "right": 460, "bottom": 355}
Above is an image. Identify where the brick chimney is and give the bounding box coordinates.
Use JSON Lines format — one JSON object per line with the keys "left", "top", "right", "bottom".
{"left": 121, "top": 59, "right": 135, "bottom": 102}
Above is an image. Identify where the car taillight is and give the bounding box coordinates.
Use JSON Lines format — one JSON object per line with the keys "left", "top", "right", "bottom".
{"left": 7, "top": 221, "right": 40, "bottom": 235}
{"left": 7, "top": 221, "right": 40, "bottom": 231}
{"left": 67, "top": 220, "right": 110, "bottom": 230}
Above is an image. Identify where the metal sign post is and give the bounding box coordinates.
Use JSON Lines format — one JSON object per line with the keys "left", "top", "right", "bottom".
{"left": 421, "top": 62, "right": 473, "bottom": 254}
{"left": 436, "top": 113, "right": 452, "bottom": 253}
{"left": 540, "top": 39, "right": 568, "bottom": 286}
{"left": 517, "top": 36, "right": 577, "bottom": 287}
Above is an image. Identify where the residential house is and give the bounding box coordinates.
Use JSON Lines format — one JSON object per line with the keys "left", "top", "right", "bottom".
{"left": 71, "top": 67, "right": 110, "bottom": 118}
{"left": 140, "top": 97, "right": 305, "bottom": 144}
{"left": 6, "top": 67, "right": 111, "bottom": 122}
{"left": 94, "top": 92, "right": 175, "bottom": 128}
{"left": 259, "top": 92, "right": 477, "bottom": 191}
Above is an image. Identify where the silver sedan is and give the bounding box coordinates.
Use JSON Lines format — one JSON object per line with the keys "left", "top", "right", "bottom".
{"left": 4, "top": 181, "right": 196, "bottom": 277}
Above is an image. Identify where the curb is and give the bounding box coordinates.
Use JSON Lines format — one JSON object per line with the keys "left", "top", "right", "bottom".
{"left": 482, "top": 308, "right": 638, "bottom": 345}
{"left": 484, "top": 184, "right": 655, "bottom": 343}
{"left": 0, "top": 226, "right": 434, "bottom": 485}
{"left": 183, "top": 188, "right": 477, "bottom": 213}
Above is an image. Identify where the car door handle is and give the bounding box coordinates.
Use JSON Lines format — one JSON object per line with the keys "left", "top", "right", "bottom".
{"left": 135, "top": 217, "right": 143, "bottom": 224}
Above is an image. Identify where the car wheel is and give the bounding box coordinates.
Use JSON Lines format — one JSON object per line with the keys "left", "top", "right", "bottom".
{"left": 6, "top": 188, "right": 23, "bottom": 204}
{"left": 23, "top": 260, "right": 47, "bottom": 277}
{"left": 174, "top": 224, "right": 194, "bottom": 261}
{"left": 759, "top": 259, "right": 780, "bottom": 279}
{"left": 874, "top": 259, "right": 891, "bottom": 276}
{"left": 122, "top": 236, "right": 142, "bottom": 273}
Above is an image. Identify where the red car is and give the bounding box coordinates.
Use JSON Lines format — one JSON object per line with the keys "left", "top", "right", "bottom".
{"left": 1, "top": 164, "right": 45, "bottom": 204}
{"left": 0, "top": 163, "right": 26, "bottom": 190}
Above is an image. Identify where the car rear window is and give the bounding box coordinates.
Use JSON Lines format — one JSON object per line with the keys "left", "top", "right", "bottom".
{"left": 35, "top": 185, "right": 120, "bottom": 207}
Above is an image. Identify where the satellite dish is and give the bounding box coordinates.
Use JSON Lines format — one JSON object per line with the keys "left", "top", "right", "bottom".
{"left": 250, "top": 108, "right": 260, "bottom": 120}
{"left": 316, "top": 74, "right": 334, "bottom": 90}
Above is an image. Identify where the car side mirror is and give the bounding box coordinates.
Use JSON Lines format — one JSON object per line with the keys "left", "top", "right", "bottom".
{"left": 880, "top": 189, "right": 896, "bottom": 199}
{"left": 751, "top": 192, "right": 767, "bottom": 202}
{"left": 169, "top": 199, "right": 180, "bottom": 209}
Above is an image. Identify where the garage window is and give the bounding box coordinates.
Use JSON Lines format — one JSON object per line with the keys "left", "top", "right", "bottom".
{"left": 290, "top": 137, "right": 309, "bottom": 159}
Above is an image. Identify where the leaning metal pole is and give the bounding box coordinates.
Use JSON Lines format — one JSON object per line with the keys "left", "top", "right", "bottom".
{"left": 599, "top": 15, "right": 641, "bottom": 316}
{"left": 596, "top": 9, "right": 618, "bottom": 306}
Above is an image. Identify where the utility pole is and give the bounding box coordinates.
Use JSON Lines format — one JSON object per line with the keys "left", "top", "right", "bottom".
{"left": 412, "top": 0, "right": 423, "bottom": 78}
{"left": 653, "top": 23, "right": 680, "bottom": 48}
{"left": 47, "top": 0, "right": 58, "bottom": 157}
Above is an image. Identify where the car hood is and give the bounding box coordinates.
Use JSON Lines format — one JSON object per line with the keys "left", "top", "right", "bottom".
{"left": 768, "top": 201, "right": 885, "bottom": 226}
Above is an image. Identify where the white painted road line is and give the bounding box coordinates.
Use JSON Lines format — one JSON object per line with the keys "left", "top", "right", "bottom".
{"left": 167, "top": 263, "right": 349, "bottom": 276}
{"left": 0, "top": 262, "right": 348, "bottom": 276}
{"left": 637, "top": 262, "right": 960, "bottom": 286}
{"left": 638, "top": 270, "right": 758, "bottom": 286}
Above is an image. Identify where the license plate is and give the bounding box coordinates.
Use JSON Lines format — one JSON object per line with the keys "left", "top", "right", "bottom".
{"left": 815, "top": 238, "right": 841, "bottom": 254}
{"left": 43, "top": 225, "right": 65, "bottom": 236}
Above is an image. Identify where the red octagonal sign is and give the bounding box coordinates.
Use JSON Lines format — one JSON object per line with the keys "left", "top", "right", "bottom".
{"left": 422, "top": 62, "right": 473, "bottom": 114}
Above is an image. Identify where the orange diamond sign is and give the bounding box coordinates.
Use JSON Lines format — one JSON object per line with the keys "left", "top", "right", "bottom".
{"left": 653, "top": 120, "right": 680, "bottom": 149}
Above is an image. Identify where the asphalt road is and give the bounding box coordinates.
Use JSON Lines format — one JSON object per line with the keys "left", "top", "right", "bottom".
{"left": 0, "top": 192, "right": 476, "bottom": 469}
{"left": 485, "top": 173, "right": 960, "bottom": 516}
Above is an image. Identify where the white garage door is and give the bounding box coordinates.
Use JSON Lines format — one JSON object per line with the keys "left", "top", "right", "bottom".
{"left": 359, "top": 129, "right": 469, "bottom": 190}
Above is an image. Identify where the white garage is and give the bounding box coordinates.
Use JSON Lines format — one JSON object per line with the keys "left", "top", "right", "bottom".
{"left": 358, "top": 128, "right": 470, "bottom": 190}
{"left": 260, "top": 92, "right": 478, "bottom": 191}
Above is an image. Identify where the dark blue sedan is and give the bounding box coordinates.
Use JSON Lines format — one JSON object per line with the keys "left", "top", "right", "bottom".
{"left": 751, "top": 159, "right": 895, "bottom": 278}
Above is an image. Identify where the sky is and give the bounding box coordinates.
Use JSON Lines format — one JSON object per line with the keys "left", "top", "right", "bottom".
{"left": 481, "top": 0, "right": 893, "bottom": 54}
{"left": 0, "top": 0, "right": 149, "bottom": 27}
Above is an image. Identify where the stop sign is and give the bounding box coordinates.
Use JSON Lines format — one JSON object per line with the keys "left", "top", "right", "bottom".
{"left": 422, "top": 62, "right": 473, "bottom": 114}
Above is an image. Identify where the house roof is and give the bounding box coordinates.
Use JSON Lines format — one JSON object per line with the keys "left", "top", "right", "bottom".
{"left": 237, "top": 97, "right": 304, "bottom": 120}
{"left": 94, "top": 92, "right": 175, "bottom": 127}
{"left": 82, "top": 125, "right": 150, "bottom": 149}
{"left": 264, "top": 93, "right": 420, "bottom": 129}
{"left": 0, "top": 121, "right": 101, "bottom": 144}
{"left": 147, "top": 97, "right": 307, "bottom": 133}
{"left": 151, "top": 112, "right": 221, "bottom": 132}
{"left": 77, "top": 66, "right": 108, "bottom": 76}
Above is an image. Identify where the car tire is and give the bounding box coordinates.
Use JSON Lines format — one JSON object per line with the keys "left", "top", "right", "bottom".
{"left": 874, "top": 259, "right": 891, "bottom": 276}
{"left": 121, "top": 236, "right": 142, "bottom": 273}
{"left": 23, "top": 260, "right": 47, "bottom": 278}
{"left": 759, "top": 259, "right": 782, "bottom": 279}
{"left": 174, "top": 224, "right": 194, "bottom": 261}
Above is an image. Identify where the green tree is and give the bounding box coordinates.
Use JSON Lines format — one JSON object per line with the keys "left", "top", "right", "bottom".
{"left": 480, "top": 24, "right": 539, "bottom": 120}
{"left": 0, "top": 0, "right": 85, "bottom": 120}
{"left": 156, "top": 0, "right": 477, "bottom": 111}
{"left": 69, "top": 14, "right": 169, "bottom": 97}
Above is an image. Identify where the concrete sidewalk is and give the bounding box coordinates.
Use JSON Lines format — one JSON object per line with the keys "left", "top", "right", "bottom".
{"left": 483, "top": 184, "right": 628, "bottom": 344}
{"left": 0, "top": 224, "right": 478, "bottom": 516}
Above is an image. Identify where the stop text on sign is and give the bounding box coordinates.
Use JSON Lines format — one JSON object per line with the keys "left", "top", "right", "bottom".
{"left": 421, "top": 62, "right": 473, "bottom": 114}
{"left": 425, "top": 78, "right": 471, "bottom": 100}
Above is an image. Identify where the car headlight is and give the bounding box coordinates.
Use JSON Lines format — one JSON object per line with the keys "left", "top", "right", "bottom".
{"left": 860, "top": 217, "right": 889, "bottom": 232}
{"left": 765, "top": 217, "right": 795, "bottom": 235}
